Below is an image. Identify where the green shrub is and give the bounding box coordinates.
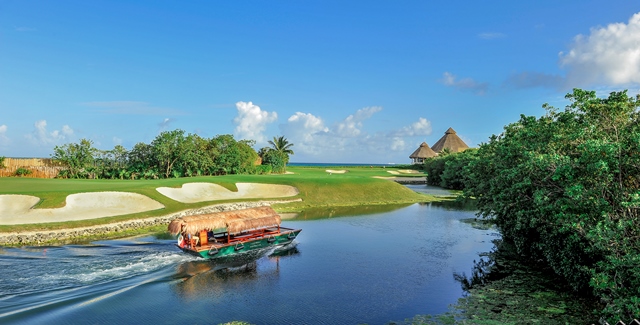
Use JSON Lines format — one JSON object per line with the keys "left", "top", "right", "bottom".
{"left": 15, "top": 168, "right": 32, "bottom": 176}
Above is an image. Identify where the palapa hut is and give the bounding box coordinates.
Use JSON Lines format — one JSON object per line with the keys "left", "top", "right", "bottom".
{"left": 409, "top": 142, "right": 438, "bottom": 164}
{"left": 430, "top": 127, "right": 469, "bottom": 154}
{"left": 168, "top": 206, "right": 282, "bottom": 236}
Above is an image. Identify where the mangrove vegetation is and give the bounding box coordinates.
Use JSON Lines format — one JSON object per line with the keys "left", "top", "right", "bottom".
{"left": 425, "top": 89, "right": 640, "bottom": 322}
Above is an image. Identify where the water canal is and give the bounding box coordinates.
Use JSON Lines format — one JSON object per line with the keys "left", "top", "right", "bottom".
{"left": 0, "top": 201, "right": 497, "bottom": 324}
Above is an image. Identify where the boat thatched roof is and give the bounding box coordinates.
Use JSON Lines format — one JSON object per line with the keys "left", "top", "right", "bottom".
{"left": 430, "top": 127, "right": 469, "bottom": 153}
{"left": 168, "top": 206, "right": 281, "bottom": 235}
{"left": 409, "top": 142, "right": 438, "bottom": 159}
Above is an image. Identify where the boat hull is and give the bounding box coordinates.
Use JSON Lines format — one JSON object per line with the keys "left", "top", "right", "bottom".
{"left": 178, "top": 229, "right": 301, "bottom": 259}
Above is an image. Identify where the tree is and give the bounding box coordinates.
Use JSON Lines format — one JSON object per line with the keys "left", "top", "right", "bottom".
{"left": 268, "top": 136, "right": 294, "bottom": 164}
{"left": 463, "top": 89, "right": 640, "bottom": 321}
{"left": 151, "top": 129, "right": 188, "bottom": 178}
{"left": 52, "top": 139, "right": 96, "bottom": 178}
{"left": 210, "top": 135, "right": 258, "bottom": 175}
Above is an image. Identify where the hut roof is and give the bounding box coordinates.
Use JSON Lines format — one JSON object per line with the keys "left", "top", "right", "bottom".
{"left": 409, "top": 142, "right": 438, "bottom": 159}
{"left": 430, "top": 127, "right": 469, "bottom": 153}
{"left": 168, "top": 206, "right": 281, "bottom": 235}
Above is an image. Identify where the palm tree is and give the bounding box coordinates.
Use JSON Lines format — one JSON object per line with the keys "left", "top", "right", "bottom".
{"left": 268, "top": 136, "right": 294, "bottom": 165}
{"left": 268, "top": 136, "right": 294, "bottom": 156}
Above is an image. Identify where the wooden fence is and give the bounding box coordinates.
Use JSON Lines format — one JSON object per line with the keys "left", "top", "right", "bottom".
{"left": 0, "top": 158, "right": 64, "bottom": 178}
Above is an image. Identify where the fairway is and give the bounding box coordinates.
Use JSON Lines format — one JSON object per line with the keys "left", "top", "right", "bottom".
{"left": 0, "top": 166, "right": 433, "bottom": 233}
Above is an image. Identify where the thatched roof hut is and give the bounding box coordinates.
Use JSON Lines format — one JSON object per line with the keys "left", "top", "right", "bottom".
{"left": 409, "top": 142, "right": 438, "bottom": 164}
{"left": 168, "top": 206, "right": 282, "bottom": 235}
{"left": 430, "top": 127, "right": 469, "bottom": 153}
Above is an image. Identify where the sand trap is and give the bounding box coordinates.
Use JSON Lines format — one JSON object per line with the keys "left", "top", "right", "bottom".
{"left": 398, "top": 169, "right": 420, "bottom": 174}
{"left": 0, "top": 193, "right": 165, "bottom": 225}
{"left": 285, "top": 171, "right": 295, "bottom": 175}
{"left": 386, "top": 171, "right": 401, "bottom": 175}
{"left": 326, "top": 169, "right": 348, "bottom": 174}
{"left": 156, "top": 182, "right": 299, "bottom": 203}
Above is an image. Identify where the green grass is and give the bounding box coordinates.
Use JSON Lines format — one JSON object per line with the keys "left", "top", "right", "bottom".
{"left": 0, "top": 166, "right": 432, "bottom": 232}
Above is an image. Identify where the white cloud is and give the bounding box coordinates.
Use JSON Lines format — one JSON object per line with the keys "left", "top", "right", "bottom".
{"left": 279, "top": 112, "right": 329, "bottom": 155}
{"left": 390, "top": 137, "right": 406, "bottom": 151}
{"left": 279, "top": 107, "right": 434, "bottom": 162}
{"left": 233, "top": 101, "right": 278, "bottom": 143}
{"left": 0, "top": 125, "right": 9, "bottom": 146}
{"left": 478, "top": 32, "right": 505, "bottom": 40}
{"left": 440, "top": 72, "right": 488, "bottom": 95}
{"left": 336, "top": 106, "right": 382, "bottom": 137}
{"left": 560, "top": 12, "right": 640, "bottom": 86}
{"left": 25, "top": 120, "right": 74, "bottom": 146}
{"left": 158, "top": 118, "right": 174, "bottom": 132}
{"left": 394, "top": 117, "right": 432, "bottom": 137}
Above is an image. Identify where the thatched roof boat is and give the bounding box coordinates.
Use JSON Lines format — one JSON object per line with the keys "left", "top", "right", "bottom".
{"left": 168, "top": 206, "right": 282, "bottom": 236}
{"left": 169, "top": 206, "right": 301, "bottom": 259}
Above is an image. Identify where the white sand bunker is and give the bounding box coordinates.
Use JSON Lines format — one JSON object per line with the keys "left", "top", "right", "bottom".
{"left": 0, "top": 192, "right": 165, "bottom": 225}
{"left": 398, "top": 169, "right": 421, "bottom": 174}
{"left": 326, "top": 169, "right": 348, "bottom": 174}
{"left": 386, "top": 171, "right": 401, "bottom": 175}
{"left": 156, "top": 182, "right": 299, "bottom": 203}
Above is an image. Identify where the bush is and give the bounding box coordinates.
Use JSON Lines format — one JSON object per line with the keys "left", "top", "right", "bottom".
{"left": 15, "top": 168, "right": 32, "bottom": 176}
{"left": 255, "top": 165, "right": 272, "bottom": 175}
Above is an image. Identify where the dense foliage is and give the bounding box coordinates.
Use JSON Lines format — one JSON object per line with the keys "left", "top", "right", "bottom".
{"left": 258, "top": 135, "right": 294, "bottom": 174}
{"left": 463, "top": 89, "right": 640, "bottom": 320}
{"left": 51, "top": 131, "right": 264, "bottom": 179}
{"left": 423, "top": 149, "right": 477, "bottom": 190}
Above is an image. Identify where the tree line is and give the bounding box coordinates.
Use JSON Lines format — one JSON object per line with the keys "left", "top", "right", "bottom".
{"left": 51, "top": 131, "right": 294, "bottom": 179}
{"left": 425, "top": 89, "right": 640, "bottom": 321}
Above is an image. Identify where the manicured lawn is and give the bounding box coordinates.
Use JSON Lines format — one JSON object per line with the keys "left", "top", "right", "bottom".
{"left": 0, "top": 167, "right": 432, "bottom": 232}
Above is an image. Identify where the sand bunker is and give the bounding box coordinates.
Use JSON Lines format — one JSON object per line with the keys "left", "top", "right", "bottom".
{"left": 0, "top": 192, "right": 165, "bottom": 225}
{"left": 386, "top": 171, "right": 401, "bottom": 175}
{"left": 326, "top": 169, "right": 348, "bottom": 174}
{"left": 398, "top": 169, "right": 421, "bottom": 174}
{"left": 156, "top": 182, "right": 299, "bottom": 203}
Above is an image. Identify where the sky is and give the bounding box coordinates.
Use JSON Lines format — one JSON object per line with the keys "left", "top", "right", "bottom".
{"left": 1, "top": 1, "right": 640, "bottom": 164}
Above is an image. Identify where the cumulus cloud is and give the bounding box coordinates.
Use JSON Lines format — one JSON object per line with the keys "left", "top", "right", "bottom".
{"left": 233, "top": 101, "right": 277, "bottom": 143}
{"left": 280, "top": 107, "right": 434, "bottom": 162}
{"left": 336, "top": 106, "right": 382, "bottom": 137}
{"left": 394, "top": 117, "right": 433, "bottom": 137}
{"left": 560, "top": 12, "right": 640, "bottom": 86}
{"left": 0, "top": 125, "right": 9, "bottom": 146}
{"left": 478, "top": 32, "right": 505, "bottom": 40}
{"left": 25, "top": 120, "right": 74, "bottom": 146}
{"left": 390, "top": 137, "right": 406, "bottom": 151}
{"left": 440, "top": 72, "right": 488, "bottom": 95}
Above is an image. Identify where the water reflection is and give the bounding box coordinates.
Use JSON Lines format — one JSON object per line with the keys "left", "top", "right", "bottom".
{"left": 288, "top": 203, "right": 412, "bottom": 220}
{"left": 173, "top": 244, "right": 300, "bottom": 300}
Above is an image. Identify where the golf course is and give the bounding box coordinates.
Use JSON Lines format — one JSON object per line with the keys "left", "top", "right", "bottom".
{"left": 0, "top": 166, "right": 435, "bottom": 244}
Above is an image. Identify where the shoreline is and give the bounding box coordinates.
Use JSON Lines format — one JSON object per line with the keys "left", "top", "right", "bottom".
{"left": 0, "top": 199, "right": 301, "bottom": 246}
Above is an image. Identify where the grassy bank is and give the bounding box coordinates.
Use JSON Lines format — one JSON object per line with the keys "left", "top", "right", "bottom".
{"left": 0, "top": 166, "right": 432, "bottom": 233}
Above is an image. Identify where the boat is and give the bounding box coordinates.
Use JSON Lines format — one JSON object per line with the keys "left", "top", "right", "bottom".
{"left": 168, "top": 206, "right": 301, "bottom": 259}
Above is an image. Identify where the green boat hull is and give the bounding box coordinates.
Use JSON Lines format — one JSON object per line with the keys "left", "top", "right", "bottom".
{"left": 178, "top": 229, "right": 301, "bottom": 259}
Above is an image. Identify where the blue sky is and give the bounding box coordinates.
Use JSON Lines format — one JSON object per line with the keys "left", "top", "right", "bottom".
{"left": 1, "top": 1, "right": 639, "bottom": 163}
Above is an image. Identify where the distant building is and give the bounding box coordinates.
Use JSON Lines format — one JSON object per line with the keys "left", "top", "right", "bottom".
{"left": 430, "top": 127, "right": 469, "bottom": 154}
{"left": 409, "top": 142, "right": 437, "bottom": 164}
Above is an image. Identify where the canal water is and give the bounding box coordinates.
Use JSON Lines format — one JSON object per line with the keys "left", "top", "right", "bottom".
{"left": 0, "top": 202, "right": 497, "bottom": 325}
